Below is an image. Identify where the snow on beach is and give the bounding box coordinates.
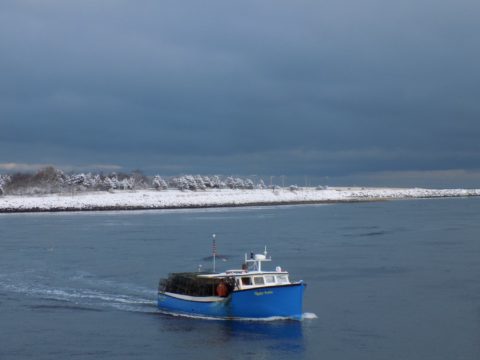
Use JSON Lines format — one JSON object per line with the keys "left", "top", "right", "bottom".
{"left": 1, "top": 187, "right": 479, "bottom": 213}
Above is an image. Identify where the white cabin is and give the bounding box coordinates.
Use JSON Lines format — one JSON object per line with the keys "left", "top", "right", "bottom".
{"left": 199, "top": 248, "right": 292, "bottom": 291}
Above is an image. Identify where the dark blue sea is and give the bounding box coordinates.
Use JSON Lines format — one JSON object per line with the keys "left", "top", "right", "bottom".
{"left": 1, "top": 198, "right": 479, "bottom": 359}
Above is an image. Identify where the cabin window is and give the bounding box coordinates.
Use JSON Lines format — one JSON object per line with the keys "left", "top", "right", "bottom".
{"left": 254, "top": 277, "right": 265, "bottom": 285}
{"left": 276, "top": 275, "right": 289, "bottom": 284}
{"left": 264, "top": 275, "right": 275, "bottom": 284}
{"left": 241, "top": 277, "right": 252, "bottom": 286}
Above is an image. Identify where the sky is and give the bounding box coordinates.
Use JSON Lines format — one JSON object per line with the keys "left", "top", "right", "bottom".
{"left": 1, "top": 0, "right": 479, "bottom": 186}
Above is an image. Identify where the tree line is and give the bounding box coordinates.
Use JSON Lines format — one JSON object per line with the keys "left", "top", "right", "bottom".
{"left": 0, "top": 166, "right": 297, "bottom": 196}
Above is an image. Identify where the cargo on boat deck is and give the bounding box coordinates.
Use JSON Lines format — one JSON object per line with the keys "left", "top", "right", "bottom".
{"left": 159, "top": 272, "right": 234, "bottom": 297}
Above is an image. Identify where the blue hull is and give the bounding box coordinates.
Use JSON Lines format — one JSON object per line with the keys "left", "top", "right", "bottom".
{"left": 157, "top": 283, "right": 305, "bottom": 319}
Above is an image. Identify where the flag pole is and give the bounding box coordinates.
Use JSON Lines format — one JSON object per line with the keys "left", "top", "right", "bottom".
{"left": 212, "top": 233, "right": 216, "bottom": 273}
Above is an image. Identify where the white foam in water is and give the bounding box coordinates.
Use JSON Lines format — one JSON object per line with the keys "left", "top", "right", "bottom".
{"left": 157, "top": 310, "right": 298, "bottom": 322}
{"left": 158, "top": 309, "right": 317, "bottom": 322}
{"left": 302, "top": 312, "right": 318, "bottom": 320}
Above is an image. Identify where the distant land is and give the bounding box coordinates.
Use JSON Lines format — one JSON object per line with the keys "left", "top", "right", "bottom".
{"left": 1, "top": 187, "right": 479, "bottom": 213}
{"left": 1, "top": 167, "right": 479, "bottom": 213}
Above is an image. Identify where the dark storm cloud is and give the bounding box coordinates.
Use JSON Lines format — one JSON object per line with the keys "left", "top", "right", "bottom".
{"left": 1, "top": 0, "right": 479, "bottom": 182}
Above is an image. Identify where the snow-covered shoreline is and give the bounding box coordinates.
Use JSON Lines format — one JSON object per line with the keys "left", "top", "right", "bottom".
{"left": 1, "top": 187, "right": 479, "bottom": 213}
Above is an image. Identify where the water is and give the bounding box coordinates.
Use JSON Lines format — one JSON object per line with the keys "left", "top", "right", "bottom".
{"left": 1, "top": 199, "right": 479, "bottom": 359}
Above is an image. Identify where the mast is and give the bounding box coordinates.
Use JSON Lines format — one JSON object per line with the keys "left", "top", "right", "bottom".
{"left": 244, "top": 247, "right": 271, "bottom": 272}
{"left": 212, "top": 234, "right": 216, "bottom": 273}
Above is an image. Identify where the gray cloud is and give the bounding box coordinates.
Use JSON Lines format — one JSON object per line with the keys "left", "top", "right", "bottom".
{"left": 1, "top": 0, "right": 479, "bottom": 184}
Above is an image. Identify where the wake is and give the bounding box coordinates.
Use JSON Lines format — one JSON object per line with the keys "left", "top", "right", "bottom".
{"left": 0, "top": 271, "right": 157, "bottom": 313}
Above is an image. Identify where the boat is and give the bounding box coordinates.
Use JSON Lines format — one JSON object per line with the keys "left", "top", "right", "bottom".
{"left": 157, "top": 247, "right": 306, "bottom": 319}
